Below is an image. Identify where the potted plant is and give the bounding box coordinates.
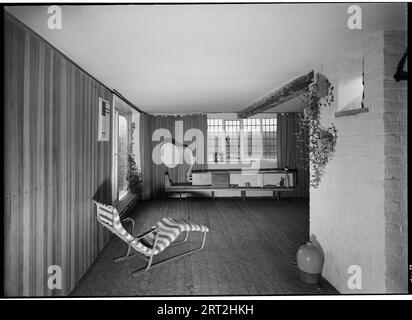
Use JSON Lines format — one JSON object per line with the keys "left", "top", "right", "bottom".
{"left": 296, "top": 81, "right": 337, "bottom": 188}
{"left": 317, "top": 127, "right": 337, "bottom": 152}
{"left": 127, "top": 154, "right": 143, "bottom": 194}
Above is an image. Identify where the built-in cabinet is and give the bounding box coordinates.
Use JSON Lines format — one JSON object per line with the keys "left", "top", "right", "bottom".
{"left": 192, "top": 170, "right": 294, "bottom": 188}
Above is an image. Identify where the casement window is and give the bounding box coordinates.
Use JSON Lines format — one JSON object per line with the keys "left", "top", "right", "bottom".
{"left": 207, "top": 116, "right": 277, "bottom": 164}
{"left": 225, "top": 120, "right": 241, "bottom": 162}
{"left": 207, "top": 119, "right": 225, "bottom": 163}
{"left": 260, "top": 118, "right": 277, "bottom": 160}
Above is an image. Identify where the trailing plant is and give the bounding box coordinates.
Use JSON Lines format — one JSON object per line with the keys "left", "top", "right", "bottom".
{"left": 127, "top": 121, "right": 143, "bottom": 193}
{"left": 296, "top": 83, "right": 337, "bottom": 188}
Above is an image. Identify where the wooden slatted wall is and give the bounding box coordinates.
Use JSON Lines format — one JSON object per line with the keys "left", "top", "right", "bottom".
{"left": 4, "top": 14, "right": 113, "bottom": 296}
{"left": 139, "top": 113, "right": 154, "bottom": 200}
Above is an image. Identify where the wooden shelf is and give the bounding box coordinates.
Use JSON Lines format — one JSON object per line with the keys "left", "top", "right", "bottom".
{"left": 335, "top": 107, "right": 369, "bottom": 118}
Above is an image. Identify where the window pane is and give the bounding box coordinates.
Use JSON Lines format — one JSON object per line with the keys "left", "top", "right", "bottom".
{"left": 207, "top": 119, "right": 225, "bottom": 163}
{"left": 261, "top": 116, "right": 277, "bottom": 160}
{"left": 207, "top": 116, "right": 277, "bottom": 163}
{"left": 225, "top": 120, "right": 240, "bottom": 161}
{"left": 118, "top": 114, "right": 128, "bottom": 199}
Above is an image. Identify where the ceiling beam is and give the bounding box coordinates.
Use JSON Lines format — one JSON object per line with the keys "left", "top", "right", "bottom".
{"left": 237, "top": 70, "right": 314, "bottom": 118}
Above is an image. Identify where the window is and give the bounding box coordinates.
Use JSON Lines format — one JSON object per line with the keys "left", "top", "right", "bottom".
{"left": 112, "top": 95, "right": 140, "bottom": 202}
{"left": 261, "top": 118, "right": 277, "bottom": 160}
{"left": 117, "top": 114, "right": 129, "bottom": 200}
{"left": 243, "top": 118, "right": 262, "bottom": 161}
{"left": 225, "top": 120, "right": 240, "bottom": 162}
{"left": 207, "top": 116, "right": 277, "bottom": 164}
{"left": 207, "top": 119, "right": 225, "bottom": 163}
{"left": 335, "top": 57, "right": 365, "bottom": 113}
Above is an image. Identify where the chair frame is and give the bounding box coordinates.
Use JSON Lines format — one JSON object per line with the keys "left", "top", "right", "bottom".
{"left": 113, "top": 216, "right": 208, "bottom": 277}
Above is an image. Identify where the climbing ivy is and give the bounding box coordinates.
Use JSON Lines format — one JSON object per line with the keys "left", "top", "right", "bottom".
{"left": 296, "top": 84, "right": 337, "bottom": 188}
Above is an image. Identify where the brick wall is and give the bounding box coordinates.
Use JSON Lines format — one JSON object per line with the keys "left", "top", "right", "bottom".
{"left": 309, "top": 30, "right": 407, "bottom": 293}
{"left": 381, "top": 31, "right": 408, "bottom": 293}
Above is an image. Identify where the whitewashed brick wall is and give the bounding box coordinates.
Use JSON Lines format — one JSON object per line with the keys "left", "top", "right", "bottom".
{"left": 309, "top": 30, "right": 407, "bottom": 293}
{"left": 382, "top": 30, "right": 407, "bottom": 293}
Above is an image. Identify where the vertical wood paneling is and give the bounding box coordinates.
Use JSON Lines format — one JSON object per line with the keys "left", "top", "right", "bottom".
{"left": 22, "top": 31, "right": 31, "bottom": 296}
{"left": 4, "top": 14, "right": 113, "bottom": 296}
{"left": 46, "top": 48, "right": 54, "bottom": 295}
{"left": 139, "top": 113, "right": 154, "bottom": 200}
{"left": 35, "top": 39, "right": 45, "bottom": 296}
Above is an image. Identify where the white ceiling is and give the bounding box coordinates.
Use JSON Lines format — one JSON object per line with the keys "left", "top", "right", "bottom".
{"left": 6, "top": 4, "right": 407, "bottom": 113}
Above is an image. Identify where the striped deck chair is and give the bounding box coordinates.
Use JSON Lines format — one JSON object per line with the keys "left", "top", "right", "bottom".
{"left": 93, "top": 200, "right": 209, "bottom": 277}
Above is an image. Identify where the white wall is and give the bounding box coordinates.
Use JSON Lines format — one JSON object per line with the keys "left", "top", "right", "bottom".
{"left": 310, "top": 56, "right": 387, "bottom": 293}
{"left": 309, "top": 31, "right": 408, "bottom": 293}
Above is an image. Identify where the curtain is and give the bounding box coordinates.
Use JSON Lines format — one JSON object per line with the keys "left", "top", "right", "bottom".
{"left": 276, "top": 113, "right": 309, "bottom": 197}
{"left": 149, "top": 114, "right": 208, "bottom": 198}
{"left": 139, "top": 113, "right": 154, "bottom": 200}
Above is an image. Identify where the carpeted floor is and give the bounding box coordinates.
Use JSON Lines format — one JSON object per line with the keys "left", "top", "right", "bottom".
{"left": 71, "top": 198, "right": 338, "bottom": 296}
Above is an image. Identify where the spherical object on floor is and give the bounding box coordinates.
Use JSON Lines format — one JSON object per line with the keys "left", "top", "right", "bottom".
{"left": 296, "top": 241, "right": 324, "bottom": 285}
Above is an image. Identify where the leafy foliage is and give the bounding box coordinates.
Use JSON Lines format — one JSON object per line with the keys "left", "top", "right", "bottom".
{"left": 127, "top": 121, "right": 143, "bottom": 193}
{"left": 296, "top": 84, "right": 337, "bottom": 188}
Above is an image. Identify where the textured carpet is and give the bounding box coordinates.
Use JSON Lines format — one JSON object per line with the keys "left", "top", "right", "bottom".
{"left": 71, "top": 198, "right": 338, "bottom": 296}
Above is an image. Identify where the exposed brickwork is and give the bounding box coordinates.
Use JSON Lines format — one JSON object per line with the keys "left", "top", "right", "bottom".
{"left": 310, "top": 30, "right": 407, "bottom": 294}
{"left": 382, "top": 30, "right": 407, "bottom": 293}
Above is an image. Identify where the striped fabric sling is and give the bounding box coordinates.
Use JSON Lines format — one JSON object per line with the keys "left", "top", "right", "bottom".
{"left": 143, "top": 217, "right": 209, "bottom": 254}
{"left": 94, "top": 201, "right": 209, "bottom": 260}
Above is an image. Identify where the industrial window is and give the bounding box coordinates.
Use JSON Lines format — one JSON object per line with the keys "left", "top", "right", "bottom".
{"left": 243, "top": 118, "right": 277, "bottom": 161}
{"left": 261, "top": 118, "right": 277, "bottom": 160}
{"left": 207, "top": 119, "right": 225, "bottom": 163}
{"left": 225, "top": 120, "right": 241, "bottom": 162}
{"left": 243, "top": 118, "right": 261, "bottom": 160}
{"left": 207, "top": 116, "right": 277, "bottom": 164}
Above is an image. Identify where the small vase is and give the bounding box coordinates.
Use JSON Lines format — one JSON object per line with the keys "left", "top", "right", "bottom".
{"left": 296, "top": 242, "right": 324, "bottom": 284}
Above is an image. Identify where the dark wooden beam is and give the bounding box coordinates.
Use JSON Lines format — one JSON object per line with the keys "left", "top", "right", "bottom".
{"left": 312, "top": 73, "right": 330, "bottom": 99}
{"left": 238, "top": 70, "right": 314, "bottom": 118}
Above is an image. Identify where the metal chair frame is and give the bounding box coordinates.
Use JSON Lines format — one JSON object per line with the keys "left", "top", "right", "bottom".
{"left": 113, "top": 217, "right": 208, "bottom": 277}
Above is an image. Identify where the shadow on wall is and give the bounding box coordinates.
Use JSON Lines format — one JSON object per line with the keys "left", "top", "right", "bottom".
{"left": 93, "top": 178, "right": 112, "bottom": 203}
{"left": 309, "top": 233, "right": 325, "bottom": 259}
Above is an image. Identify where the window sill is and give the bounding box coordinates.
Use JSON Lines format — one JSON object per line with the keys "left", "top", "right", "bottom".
{"left": 335, "top": 108, "right": 369, "bottom": 118}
